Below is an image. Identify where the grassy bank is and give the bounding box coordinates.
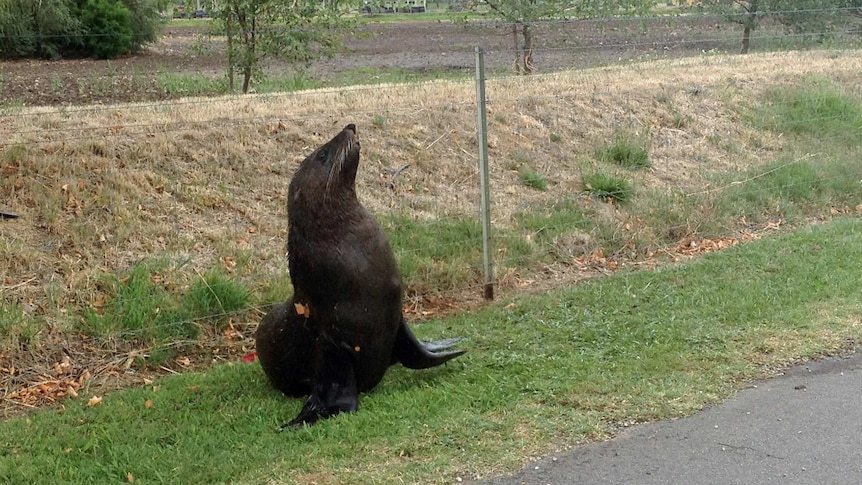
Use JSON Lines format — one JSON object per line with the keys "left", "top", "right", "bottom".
{"left": 2, "top": 218, "right": 861, "bottom": 483}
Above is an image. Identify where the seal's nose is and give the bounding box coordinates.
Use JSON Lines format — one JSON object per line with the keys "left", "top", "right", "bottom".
{"left": 345, "top": 124, "right": 357, "bottom": 134}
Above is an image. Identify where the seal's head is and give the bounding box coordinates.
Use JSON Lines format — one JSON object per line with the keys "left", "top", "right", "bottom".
{"left": 290, "top": 124, "right": 360, "bottom": 202}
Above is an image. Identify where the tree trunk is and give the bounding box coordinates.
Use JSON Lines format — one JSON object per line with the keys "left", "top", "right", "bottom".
{"left": 226, "top": 17, "right": 235, "bottom": 92}
{"left": 241, "top": 16, "right": 256, "bottom": 94}
{"left": 741, "top": 0, "right": 759, "bottom": 54}
{"left": 522, "top": 23, "right": 534, "bottom": 75}
{"left": 512, "top": 23, "right": 522, "bottom": 75}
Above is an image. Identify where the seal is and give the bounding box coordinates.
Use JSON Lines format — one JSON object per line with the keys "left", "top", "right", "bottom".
{"left": 255, "top": 124, "right": 465, "bottom": 429}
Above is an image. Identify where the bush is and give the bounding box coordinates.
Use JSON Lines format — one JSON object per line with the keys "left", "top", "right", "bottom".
{"left": 0, "top": 0, "right": 163, "bottom": 60}
{"left": 75, "top": 0, "right": 133, "bottom": 59}
{"left": 0, "top": 0, "right": 80, "bottom": 59}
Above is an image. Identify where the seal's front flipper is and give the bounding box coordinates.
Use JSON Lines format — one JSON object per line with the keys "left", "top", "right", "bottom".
{"left": 277, "top": 346, "right": 358, "bottom": 431}
{"left": 394, "top": 317, "right": 466, "bottom": 370}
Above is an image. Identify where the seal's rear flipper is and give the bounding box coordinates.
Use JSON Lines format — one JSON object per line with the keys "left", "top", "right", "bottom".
{"left": 278, "top": 346, "right": 358, "bottom": 431}
{"left": 394, "top": 317, "right": 466, "bottom": 370}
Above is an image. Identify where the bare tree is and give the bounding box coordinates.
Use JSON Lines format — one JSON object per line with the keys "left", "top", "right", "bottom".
{"left": 700, "top": 0, "right": 862, "bottom": 54}
{"left": 481, "top": 0, "right": 652, "bottom": 75}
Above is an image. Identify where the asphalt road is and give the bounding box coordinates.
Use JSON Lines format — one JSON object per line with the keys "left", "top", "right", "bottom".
{"left": 479, "top": 351, "right": 862, "bottom": 485}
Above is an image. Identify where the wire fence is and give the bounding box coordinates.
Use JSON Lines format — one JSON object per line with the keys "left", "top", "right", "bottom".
{"left": 2, "top": 9, "right": 862, "bottom": 347}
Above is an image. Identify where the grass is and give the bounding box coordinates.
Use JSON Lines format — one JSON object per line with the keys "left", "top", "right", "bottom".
{"left": 4, "top": 54, "right": 862, "bottom": 374}
{"left": 158, "top": 72, "right": 227, "bottom": 97}
{"left": 595, "top": 135, "right": 651, "bottom": 168}
{"left": 381, "top": 214, "right": 484, "bottom": 294}
{"left": 518, "top": 167, "right": 548, "bottom": 190}
{"left": 3, "top": 51, "right": 862, "bottom": 469}
{"left": 2, "top": 218, "right": 861, "bottom": 483}
{"left": 81, "top": 261, "right": 250, "bottom": 360}
{"left": 748, "top": 79, "right": 862, "bottom": 144}
{"left": 582, "top": 171, "right": 633, "bottom": 203}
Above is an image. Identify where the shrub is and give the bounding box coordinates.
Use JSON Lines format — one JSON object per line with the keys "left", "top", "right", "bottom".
{"left": 583, "top": 172, "right": 633, "bottom": 203}
{"left": 0, "top": 0, "right": 80, "bottom": 59}
{"left": 75, "top": 0, "right": 133, "bottom": 59}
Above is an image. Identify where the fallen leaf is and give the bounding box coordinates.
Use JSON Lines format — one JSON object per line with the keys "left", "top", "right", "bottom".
{"left": 86, "top": 396, "right": 103, "bottom": 407}
{"left": 144, "top": 399, "right": 153, "bottom": 409}
{"left": 241, "top": 352, "right": 257, "bottom": 363}
{"left": 294, "top": 302, "right": 311, "bottom": 318}
{"left": 127, "top": 472, "right": 134, "bottom": 482}
{"left": 186, "top": 386, "right": 200, "bottom": 392}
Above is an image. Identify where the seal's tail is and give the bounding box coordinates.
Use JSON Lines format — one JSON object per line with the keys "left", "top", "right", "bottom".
{"left": 393, "top": 317, "right": 466, "bottom": 369}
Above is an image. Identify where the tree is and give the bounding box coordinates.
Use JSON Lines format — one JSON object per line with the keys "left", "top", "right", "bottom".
{"left": 123, "top": 0, "right": 171, "bottom": 51}
{"left": 481, "top": 0, "right": 652, "bottom": 74}
{"left": 699, "top": 0, "right": 862, "bottom": 54}
{"left": 215, "top": 0, "right": 349, "bottom": 94}
{"left": 74, "top": 0, "right": 134, "bottom": 59}
{"left": 0, "top": 0, "right": 167, "bottom": 60}
{"left": 0, "top": 0, "right": 80, "bottom": 59}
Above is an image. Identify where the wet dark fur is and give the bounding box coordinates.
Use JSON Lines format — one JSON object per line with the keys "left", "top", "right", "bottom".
{"left": 255, "top": 124, "right": 465, "bottom": 429}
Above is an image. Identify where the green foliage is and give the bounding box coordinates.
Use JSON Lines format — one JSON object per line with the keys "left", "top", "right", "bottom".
{"left": 506, "top": 197, "right": 593, "bottom": 263}
{"left": 75, "top": 0, "right": 133, "bottom": 59}
{"left": 380, "top": 214, "right": 483, "bottom": 292}
{"left": 0, "top": 0, "right": 164, "bottom": 59}
{"left": 158, "top": 72, "right": 227, "bottom": 96}
{"left": 83, "top": 260, "right": 197, "bottom": 343}
{"left": 215, "top": 0, "right": 350, "bottom": 93}
{"left": 596, "top": 136, "right": 651, "bottom": 168}
{"left": 124, "top": 0, "right": 169, "bottom": 50}
{"left": 0, "top": 0, "right": 80, "bottom": 59}
{"left": 583, "top": 171, "right": 633, "bottom": 203}
{"left": 519, "top": 167, "right": 548, "bottom": 190}
{"left": 186, "top": 271, "right": 250, "bottom": 329}
{"left": 751, "top": 81, "right": 862, "bottom": 142}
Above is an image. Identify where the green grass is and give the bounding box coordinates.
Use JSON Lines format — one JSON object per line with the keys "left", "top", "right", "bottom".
{"left": 380, "top": 214, "right": 483, "bottom": 293}
{"left": 3, "top": 218, "right": 862, "bottom": 484}
{"left": 502, "top": 197, "right": 593, "bottom": 264}
{"left": 749, "top": 78, "right": 862, "bottom": 144}
{"left": 81, "top": 261, "right": 250, "bottom": 353}
{"left": 518, "top": 167, "right": 548, "bottom": 190}
{"left": 596, "top": 136, "right": 651, "bottom": 169}
{"left": 158, "top": 72, "right": 227, "bottom": 97}
{"left": 582, "top": 171, "right": 633, "bottom": 203}
{"left": 330, "top": 66, "right": 470, "bottom": 87}
{"left": 186, "top": 271, "right": 251, "bottom": 329}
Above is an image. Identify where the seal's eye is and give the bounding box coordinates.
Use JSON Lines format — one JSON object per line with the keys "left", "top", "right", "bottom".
{"left": 316, "top": 149, "right": 328, "bottom": 165}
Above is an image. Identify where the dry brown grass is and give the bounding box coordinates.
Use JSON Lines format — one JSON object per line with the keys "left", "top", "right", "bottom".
{"left": 3, "top": 49, "right": 862, "bottom": 412}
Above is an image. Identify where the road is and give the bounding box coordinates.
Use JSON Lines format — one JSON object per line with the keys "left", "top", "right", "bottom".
{"left": 479, "top": 351, "right": 862, "bottom": 485}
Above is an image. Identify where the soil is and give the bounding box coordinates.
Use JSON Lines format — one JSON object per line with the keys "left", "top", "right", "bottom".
{"left": 0, "top": 16, "right": 742, "bottom": 107}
